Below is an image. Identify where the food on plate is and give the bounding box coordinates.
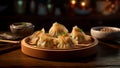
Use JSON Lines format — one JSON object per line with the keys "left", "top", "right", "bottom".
{"left": 71, "top": 26, "right": 92, "bottom": 44}
{"left": 36, "top": 33, "right": 55, "bottom": 49}
{"left": 57, "top": 34, "right": 75, "bottom": 49}
{"left": 71, "top": 26, "right": 86, "bottom": 44}
{"left": 29, "top": 28, "right": 45, "bottom": 45}
{"left": 29, "top": 22, "right": 93, "bottom": 49}
{"left": 49, "top": 22, "right": 68, "bottom": 37}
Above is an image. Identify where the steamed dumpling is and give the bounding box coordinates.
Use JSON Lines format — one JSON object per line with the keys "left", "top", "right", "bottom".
{"left": 36, "top": 33, "right": 55, "bottom": 49}
{"left": 83, "top": 35, "right": 92, "bottom": 44}
{"left": 71, "top": 26, "right": 92, "bottom": 44}
{"left": 57, "top": 35, "right": 75, "bottom": 49}
{"left": 29, "top": 28, "right": 45, "bottom": 45}
{"left": 49, "top": 22, "right": 68, "bottom": 37}
{"left": 71, "top": 26, "right": 86, "bottom": 44}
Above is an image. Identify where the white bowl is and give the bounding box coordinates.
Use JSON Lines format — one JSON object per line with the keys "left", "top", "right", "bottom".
{"left": 90, "top": 26, "right": 120, "bottom": 41}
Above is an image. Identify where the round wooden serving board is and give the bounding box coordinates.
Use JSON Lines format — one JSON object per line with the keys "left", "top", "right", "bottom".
{"left": 21, "top": 36, "right": 98, "bottom": 61}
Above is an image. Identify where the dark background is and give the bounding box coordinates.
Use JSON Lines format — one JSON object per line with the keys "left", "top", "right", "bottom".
{"left": 0, "top": 0, "right": 120, "bottom": 32}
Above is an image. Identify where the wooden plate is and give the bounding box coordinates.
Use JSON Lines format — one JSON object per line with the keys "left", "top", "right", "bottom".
{"left": 21, "top": 36, "right": 98, "bottom": 60}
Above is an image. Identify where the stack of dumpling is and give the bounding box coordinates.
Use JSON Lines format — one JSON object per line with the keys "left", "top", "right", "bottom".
{"left": 29, "top": 22, "right": 92, "bottom": 49}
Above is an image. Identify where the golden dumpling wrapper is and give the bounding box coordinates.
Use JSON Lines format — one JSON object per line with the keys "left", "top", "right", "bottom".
{"left": 49, "top": 22, "right": 68, "bottom": 37}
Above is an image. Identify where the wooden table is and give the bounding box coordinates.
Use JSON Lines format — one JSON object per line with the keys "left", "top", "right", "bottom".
{"left": 0, "top": 41, "right": 120, "bottom": 67}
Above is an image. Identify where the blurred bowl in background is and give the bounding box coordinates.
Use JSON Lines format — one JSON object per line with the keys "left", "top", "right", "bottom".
{"left": 10, "top": 22, "right": 35, "bottom": 38}
{"left": 74, "top": 8, "right": 91, "bottom": 15}
{"left": 90, "top": 26, "right": 120, "bottom": 41}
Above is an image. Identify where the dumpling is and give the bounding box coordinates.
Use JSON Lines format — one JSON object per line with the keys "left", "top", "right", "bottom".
{"left": 71, "top": 26, "right": 92, "bottom": 44}
{"left": 36, "top": 33, "right": 55, "bottom": 49}
{"left": 49, "top": 22, "right": 68, "bottom": 37}
{"left": 29, "top": 28, "right": 45, "bottom": 45}
{"left": 57, "top": 35, "right": 75, "bottom": 49}
{"left": 71, "top": 26, "right": 86, "bottom": 44}
{"left": 83, "top": 35, "right": 93, "bottom": 44}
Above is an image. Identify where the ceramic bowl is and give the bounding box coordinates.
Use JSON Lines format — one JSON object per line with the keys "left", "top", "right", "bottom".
{"left": 10, "top": 22, "right": 35, "bottom": 38}
{"left": 90, "top": 26, "right": 120, "bottom": 41}
{"left": 21, "top": 36, "right": 98, "bottom": 61}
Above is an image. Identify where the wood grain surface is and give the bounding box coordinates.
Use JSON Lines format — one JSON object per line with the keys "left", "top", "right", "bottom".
{"left": 0, "top": 42, "right": 120, "bottom": 67}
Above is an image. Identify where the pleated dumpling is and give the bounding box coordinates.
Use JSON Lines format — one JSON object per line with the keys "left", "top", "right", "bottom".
{"left": 57, "top": 35, "right": 75, "bottom": 49}
{"left": 49, "top": 22, "right": 68, "bottom": 37}
{"left": 29, "top": 28, "right": 45, "bottom": 45}
{"left": 71, "top": 26, "right": 86, "bottom": 44}
{"left": 36, "top": 33, "right": 55, "bottom": 49}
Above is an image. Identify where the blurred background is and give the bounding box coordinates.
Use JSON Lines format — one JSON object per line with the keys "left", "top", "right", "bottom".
{"left": 0, "top": 0, "right": 120, "bottom": 32}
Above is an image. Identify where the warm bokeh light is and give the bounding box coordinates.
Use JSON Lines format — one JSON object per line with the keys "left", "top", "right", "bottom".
{"left": 81, "top": 2, "right": 86, "bottom": 7}
{"left": 71, "top": 0, "right": 76, "bottom": 5}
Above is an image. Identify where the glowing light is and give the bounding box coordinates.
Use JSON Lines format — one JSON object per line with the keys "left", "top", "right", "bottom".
{"left": 71, "top": 0, "right": 76, "bottom": 5}
{"left": 81, "top": 2, "right": 86, "bottom": 7}
{"left": 18, "top": 0, "right": 23, "bottom": 6}
{"left": 47, "top": 4, "right": 52, "bottom": 9}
